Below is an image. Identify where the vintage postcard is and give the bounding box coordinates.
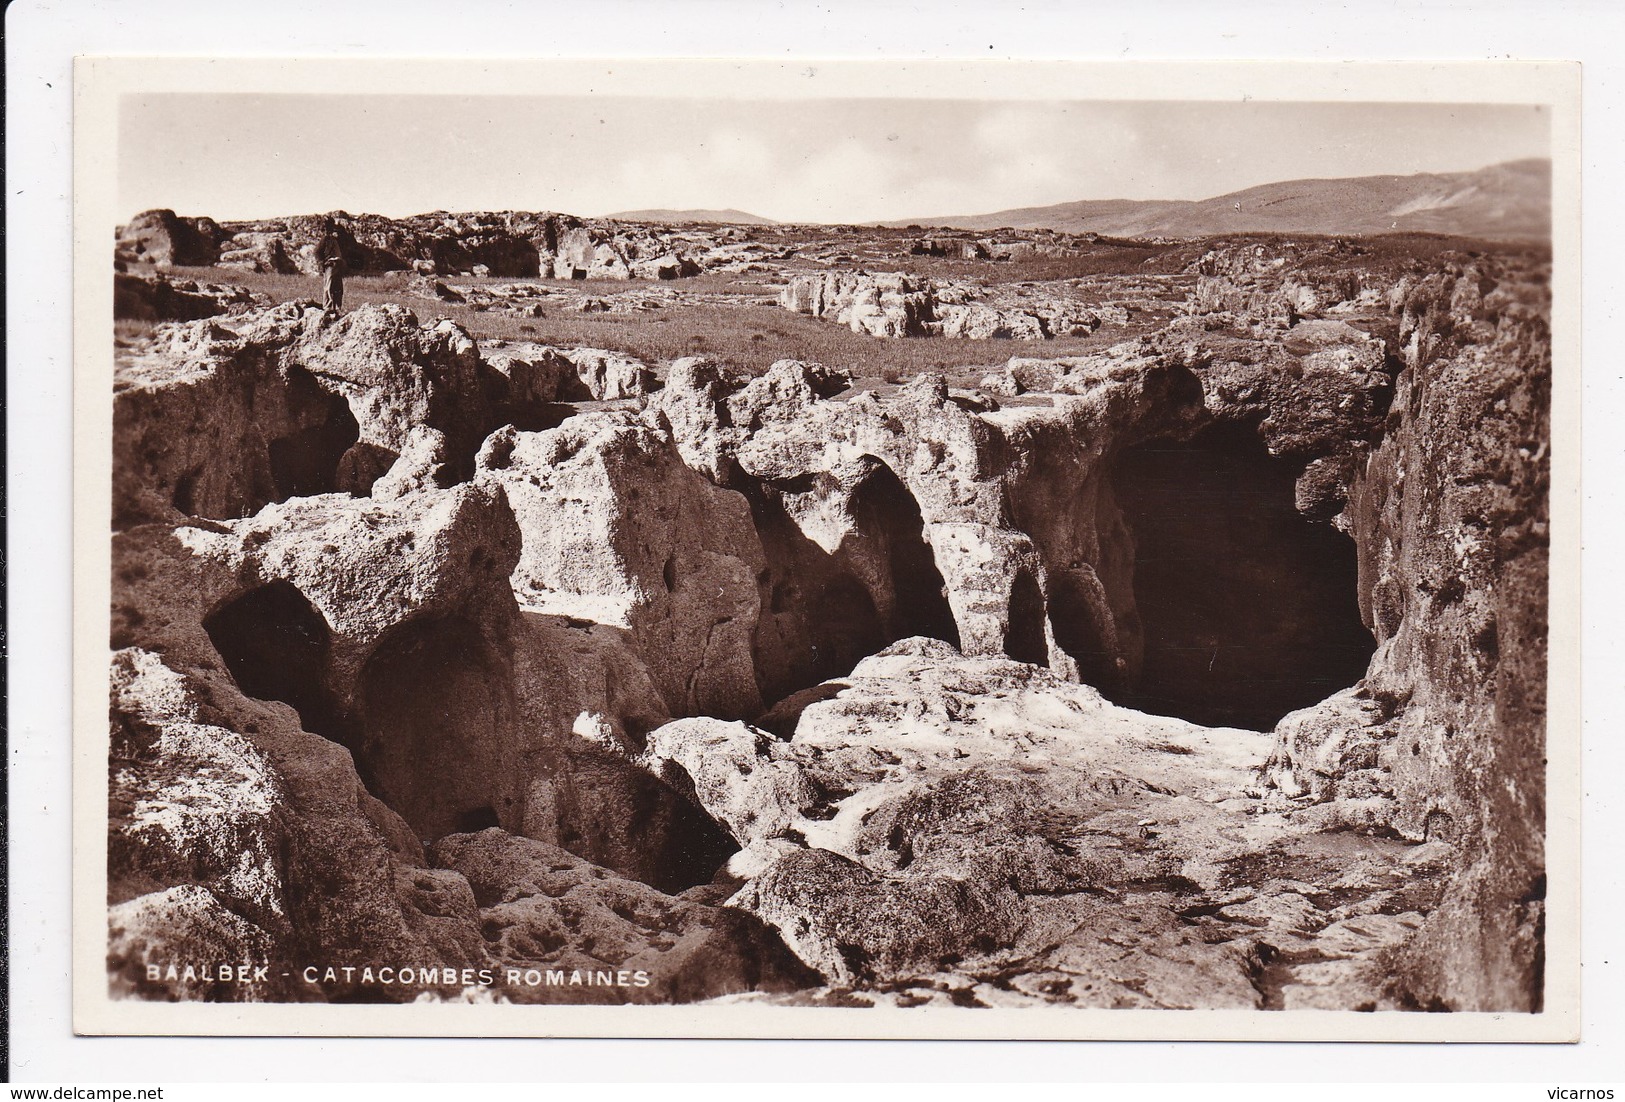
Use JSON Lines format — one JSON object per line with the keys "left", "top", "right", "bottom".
{"left": 72, "top": 57, "right": 1581, "bottom": 1040}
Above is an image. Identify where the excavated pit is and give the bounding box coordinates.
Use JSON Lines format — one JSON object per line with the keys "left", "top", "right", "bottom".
{"left": 1106, "top": 421, "right": 1375, "bottom": 730}
{"left": 205, "top": 591, "right": 526, "bottom": 843}
{"left": 269, "top": 368, "right": 362, "bottom": 502}
{"left": 167, "top": 368, "right": 362, "bottom": 521}
{"left": 109, "top": 234, "right": 1554, "bottom": 1011}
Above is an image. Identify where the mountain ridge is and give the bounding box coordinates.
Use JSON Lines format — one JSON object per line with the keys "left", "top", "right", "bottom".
{"left": 883, "top": 159, "right": 1551, "bottom": 241}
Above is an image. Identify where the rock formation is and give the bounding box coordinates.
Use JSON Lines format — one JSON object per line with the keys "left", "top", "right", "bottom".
{"left": 104, "top": 227, "right": 1551, "bottom": 1015}
{"left": 116, "top": 209, "right": 228, "bottom": 268}
{"left": 118, "top": 209, "right": 715, "bottom": 281}
{"left": 779, "top": 270, "right": 1120, "bottom": 341}
{"left": 114, "top": 272, "right": 270, "bottom": 322}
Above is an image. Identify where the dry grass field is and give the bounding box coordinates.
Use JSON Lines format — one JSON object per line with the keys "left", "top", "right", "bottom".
{"left": 159, "top": 264, "right": 1170, "bottom": 382}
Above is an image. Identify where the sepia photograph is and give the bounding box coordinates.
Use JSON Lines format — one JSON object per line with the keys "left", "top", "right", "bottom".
{"left": 70, "top": 56, "right": 1579, "bottom": 1041}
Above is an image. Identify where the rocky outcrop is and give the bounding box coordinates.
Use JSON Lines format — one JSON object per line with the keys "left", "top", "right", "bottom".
{"left": 560, "top": 348, "right": 657, "bottom": 400}
{"left": 124, "top": 209, "right": 716, "bottom": 281}
{"left": 431, "top": 830, "right": 816, "bottom": 1003}
{"left": 643, "top": 337, "right": 1387, "bottom": 715}
{"left": 680, "top": 639, "right": 1443, "bottom": 1008}
{"left": 106, "top": 602, "right": 492, "bottom": 1000}
{"left": 547, "top": 223, "right": 632, "bottom": 280}
{"left": 780, "top": 271, "right": 1118, "bottom": 341}
{"left": 1262, "top": 263, "right": 1552, "bottom": 1011}
{"left": 643, "top": 718, "right": 820, "bottom": 851}
{"left": 476, "top": 414, "right": 765, "bottom": 719}
{"left": 106, "top": 468, "right": 811, "bottom": 999}
{"left": 114, "top": 273, "right": 270, "bottom": 322}
{"left": 779, "top": 271, "right": 936, "bottom": 337}
{"left": 216, "top": 231, "right": 300, "bottom": 275}
{"left": 481, "top": 343, "right": 658, "bottom": 412}
{"left": 116, "top": 209, "right": 227, "bottom": 268}
{"left": 281, "top": 306, "right": 500, "bottom": 492}
{"left": 113, "top": 303, "right": 515, "bottom": 527}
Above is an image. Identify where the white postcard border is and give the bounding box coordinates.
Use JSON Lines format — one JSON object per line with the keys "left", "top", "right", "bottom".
{"left": 70, "top": 55, "right": 1584, "bottom": 1043}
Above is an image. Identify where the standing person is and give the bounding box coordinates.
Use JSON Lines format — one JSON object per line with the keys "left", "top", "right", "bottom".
{"left": 321, "top": 253, "right": 346, "bottom": 314}
{"left": 315, "top": 220, "right": 347, "bottom": 316}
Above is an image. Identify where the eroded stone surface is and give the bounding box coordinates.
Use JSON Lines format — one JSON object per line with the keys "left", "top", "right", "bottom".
{"left": 430, "top": 829, "right": 819, "bottom": 1003}
{"left": 698, "top": 640, "right": 1442, "bottom": 1009}
{"left": 105, "top": 227, "right": 1550, "bottom": 1013}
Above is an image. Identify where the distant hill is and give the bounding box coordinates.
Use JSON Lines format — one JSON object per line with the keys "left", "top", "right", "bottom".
{"left": 607, "top": 208, "right": 778, "bottom": 226}
{"left": 888, "top": 159, "right": 1551, "bottom": 241}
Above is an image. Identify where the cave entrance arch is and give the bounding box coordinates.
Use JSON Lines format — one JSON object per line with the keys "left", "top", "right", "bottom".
{"left": 204, "top": 580, "right": 341, "bottom": 736}
{"left": 750, "top": 459, "right": 961, "bottom": 707}
{"left": 1004, "top": 569, "right": 1051, "bottom": 667}
{"left": 1107, "top": 421, "right": 1375, "bottom": 730}
{"left": 356, "top": 616, "right": 516, "bottom": 840}
{"left": 845, "top": 463, "right": 960, "bottom": 650}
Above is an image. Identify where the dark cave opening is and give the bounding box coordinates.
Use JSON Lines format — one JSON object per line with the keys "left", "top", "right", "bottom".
{"left": 269, "top": 369, "right": 361, "bottom": 502}
{"left": 203, "top": 581, "right": 344, "bottom": 738}
{"left": 1107, "top": 421, "right": 1375, "bottom": 730}
{"left": 846, "top": 463, "right": 962, "bottom": 652}
{"left": 1005, "top": 569, "right": 1051, "bottom": 668}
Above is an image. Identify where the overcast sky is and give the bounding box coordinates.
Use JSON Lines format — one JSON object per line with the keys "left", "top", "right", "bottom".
{"left": 118, "top": 95, "right": 1551, "bottom": 224}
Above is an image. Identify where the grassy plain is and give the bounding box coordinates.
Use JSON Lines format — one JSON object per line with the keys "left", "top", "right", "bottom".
{"left": 161, "top": 265, "right": 1168, "bottom": 381}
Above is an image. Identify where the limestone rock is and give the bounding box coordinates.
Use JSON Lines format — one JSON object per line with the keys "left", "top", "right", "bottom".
{"left": 216, "top": 232, "right": 300, "bottom": 275}
{"left": 103, "top": 622, "right": 497, "bottom": 1002}
{"left": 1326, "top": 274, "right": 1552, "bottom": 1010}
{"left": 643, "top": 718, "right": 820, "bottom": 849}
{"left": 112, "top": 303, "right": 504, "bottom": 525}
{"left": 477, "top": 414, "right": 765, "bottom": 719}
{"left": 561, "top": 347, "right": 657, "bottom": 400}
{"left": 280, "top": 305, "right": 497, "bottom": 490}
{"left": 117, "top": 209, "right": 226, "bottom": 267}
{"left": 629, "top": 253, "right": 700, "bottom": 281}
{"left": 735, "top": 847, "right": 1024, "bottom": 985}
{"left": 484, "top": 343, "right": 580, "bottom": 407}
{"left": 113, "top": 313, "right": 359, "bottom": 527}
{"left": 938, "top": 303, "right": 1046, "bottom": 340}
{"left": 114, "top": 273, "right": 270, "bottom": 322}
{"left": 103, "top": 218, "right": 1551, "bottom": 1014}
{"left": 109, "top": 649, "right": 289, "bottom": 934}
{"left": 430, "top": 830, "right": 819, "bottom": 1003}
{"left": 713, "top": 640, "right": 1426, "bottom": 1008}
{"left": 108, "top": 886, "right": 278, "bottom": 1002}
{"left": 779, "top": 271, "right": 935, "bottom": 337}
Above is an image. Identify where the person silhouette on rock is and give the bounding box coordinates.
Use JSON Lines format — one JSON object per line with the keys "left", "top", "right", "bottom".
{"left": 320, "top": 254, "right": 346, "bottom": 315}
{"left": 315, "top": 220, "right": 347, "bottom": 318}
